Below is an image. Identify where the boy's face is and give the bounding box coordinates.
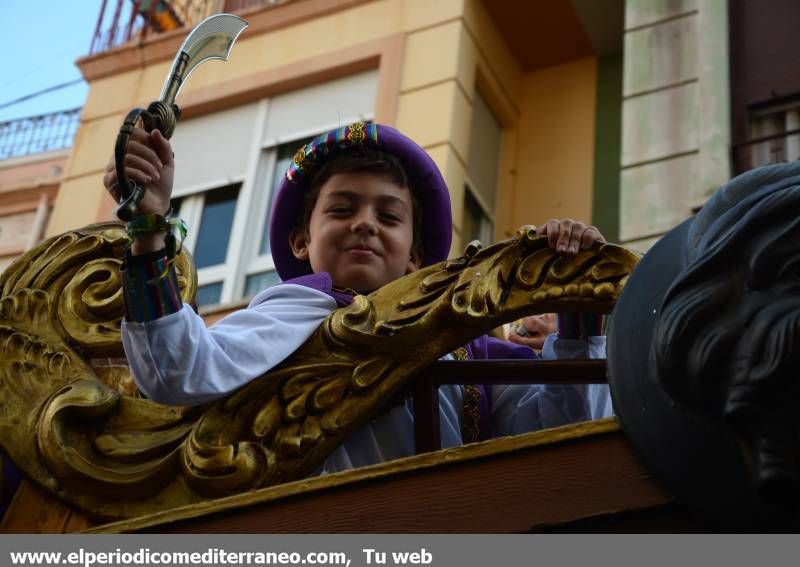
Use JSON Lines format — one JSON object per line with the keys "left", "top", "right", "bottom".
{"left": 289, "top": 172, "right": 421, "bottom": 293}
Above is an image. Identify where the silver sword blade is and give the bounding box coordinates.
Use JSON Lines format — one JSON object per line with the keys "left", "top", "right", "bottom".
{"left": 159, "top": 13, "right": 248, "bottom": 101}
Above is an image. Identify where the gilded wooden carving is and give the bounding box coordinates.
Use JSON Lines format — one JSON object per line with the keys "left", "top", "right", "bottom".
{"left": 0, "top": 222, "right": 637, "bottom": 519}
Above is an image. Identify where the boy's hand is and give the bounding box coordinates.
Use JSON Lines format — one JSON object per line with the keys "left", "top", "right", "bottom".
{"left": 536, "top": 218, "right": 605, "bottom": 255}
{"left": 103, "top": 127, "right": 175, "bottom": 255}
{"left": 103, "top": 127, "right": 174, "bottom": 216}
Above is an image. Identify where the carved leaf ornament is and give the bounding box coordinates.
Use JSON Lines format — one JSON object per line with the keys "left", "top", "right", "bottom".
{"left": 0, "top": 222, "right": 638, "bottom": 519}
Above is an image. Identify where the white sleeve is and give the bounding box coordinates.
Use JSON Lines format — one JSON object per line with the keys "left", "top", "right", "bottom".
{"left": 121, "top": 284, "right": 337, "bottom": 405}
{"left": 543, "top": 335, "right": 614, "bottom": 420}
{"left": 490, "top": 334, "right": 612, "bottom": 436}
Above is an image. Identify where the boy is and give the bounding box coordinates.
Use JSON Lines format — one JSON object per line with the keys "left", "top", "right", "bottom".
{"left": 104, "top": 121, "right": 610, "bottom": 472}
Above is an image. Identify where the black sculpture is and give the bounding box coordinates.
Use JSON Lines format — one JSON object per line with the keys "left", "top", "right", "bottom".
{"left": 608, "top": 161, "right": 800, "bottom": 531}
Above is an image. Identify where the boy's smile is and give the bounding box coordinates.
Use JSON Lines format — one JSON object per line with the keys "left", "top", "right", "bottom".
{"left": 289, "top": 172, "right": 421, "bottom": 293}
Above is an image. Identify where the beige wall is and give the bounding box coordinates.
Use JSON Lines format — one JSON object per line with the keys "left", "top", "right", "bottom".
{"left": 47, "top": 0, "right": 468, "bottom": 237}
{"left": 509, "top": 57, "right": 597, "bottom": 232}
{"left": 403, "top": 0, "right": 597, "bottom": 251}
{"left": 0, "top": 150, "right": 68, "bottom": 193}
{"left": 399, "top": 0, "right": 526, "bottom": 254}
{"left": 619, "top": 0, "right": 731, "bottom": 248}
{"left": 0, "top": 151, "right": 65, "bottom": 270}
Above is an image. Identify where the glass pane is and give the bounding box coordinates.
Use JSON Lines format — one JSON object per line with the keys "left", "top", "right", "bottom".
{"left": 244, "top": 270, "right": 281, "bottom": 298}
{"left": 194, "top": 184, "right": 240, "bottom": 269}
{"left": 463, "top": 187, "right": 486, "bottom": 244}
{"left": 196, "top": 282, "right": 223, "bottom": 308}
{"left": 467, "top": 90, "right": 502, "bottom": 210}
{"left": 259, "top": 138, "right": 313, "bottom": 256}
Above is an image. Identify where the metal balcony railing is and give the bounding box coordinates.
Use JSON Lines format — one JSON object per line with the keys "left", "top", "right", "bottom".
{"left": 89, "top": 0, "right": 292, "bottom": 55}
{"left": 223, "top": 0, "right": 290, "bottom": 12}
{"left": 732, "top": 129, "right": 800, "bottom": 175}
{"left": 0, "top": 108, "right": 81, "bottom": 160}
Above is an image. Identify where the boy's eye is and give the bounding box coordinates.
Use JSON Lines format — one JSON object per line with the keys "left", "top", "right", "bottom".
{"left": 327, "top": 206, "right": 352, "bottom": 215}
{"left": 380, "top": 212, "right": 403, "bottom": 223}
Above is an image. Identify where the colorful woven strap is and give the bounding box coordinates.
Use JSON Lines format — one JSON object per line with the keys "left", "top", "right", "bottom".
{"left": 557, "top": 312, "right": 604, "bottom": 340}
{"left": 122, "top": 250, "right": 182, "bottom": 322}
{"left": 125, "top": 210, "right": 188, "bottom": 283}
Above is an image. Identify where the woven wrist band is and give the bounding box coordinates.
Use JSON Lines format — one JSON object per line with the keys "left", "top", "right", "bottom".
{"left": 125, "top": 210, "right": 188, "bottom": 283}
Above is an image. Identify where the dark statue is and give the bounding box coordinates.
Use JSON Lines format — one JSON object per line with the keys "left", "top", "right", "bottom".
{"left": 609, "top": 160, "right": 800, "bottom": 531}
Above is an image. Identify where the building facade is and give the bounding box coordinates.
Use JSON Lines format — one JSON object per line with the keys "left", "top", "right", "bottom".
{"left": 2, "top": 0, "right": 796, "bottom": 317}
{"left": 0, "top": 109, "right": 80, "bottom": 273}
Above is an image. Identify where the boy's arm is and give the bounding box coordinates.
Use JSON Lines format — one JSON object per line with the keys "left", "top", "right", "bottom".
{"left": 108, "top": 127, "right": 338, "bottom": 405}
{"left": 121, "top": 258, "right": 336, "bottom": 405}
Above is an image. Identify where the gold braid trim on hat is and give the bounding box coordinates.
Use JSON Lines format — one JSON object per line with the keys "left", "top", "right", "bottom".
{"left": 293, "top": 148, "right": 307, "bottom": 167}
{"left": 347, "top": 121, "right": 366, "bottom": 144}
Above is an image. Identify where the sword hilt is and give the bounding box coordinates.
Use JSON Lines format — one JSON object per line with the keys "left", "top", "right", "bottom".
{"left": 113, "top": 101, "right": 181, "bottom": 221}
{"left": 111, "top": 13, "right": 247, "bottom": 222}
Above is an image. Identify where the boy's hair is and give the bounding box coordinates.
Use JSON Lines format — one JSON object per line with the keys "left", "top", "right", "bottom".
{"left": 295, "top": 146, "right": 424, "bottom": 256}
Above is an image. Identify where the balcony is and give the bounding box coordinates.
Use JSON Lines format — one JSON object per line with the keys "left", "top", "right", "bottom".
{"left": 89, "top": 0, "right": 292, "bottom": 55}
{"left": 0, "top": 108, "right": 81, "bottom": 160}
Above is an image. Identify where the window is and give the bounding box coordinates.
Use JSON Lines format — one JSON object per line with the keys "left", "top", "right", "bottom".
{"left": 732, "top": 98, "right": 800, "bottom": 175}
{"left": 463, "top": 90, "right": 503, "bottom": 245}
{"left": 462, "top": 186, "right": 493, "bottom": 244}
{"left": 173, "top": 184, "right": 241, "bottom": 307}
{"left": 747, "top": 100, "right": 800, "bottom": 168}
{"left": 193, "top": 184, "right": 240, "bottom": 269}
{"left": 236, "top": 136, "right": 312, "bottom": 304}
{"left": 168, "top": 70, "right": 378, "bottom": 309}
{"left": 728, "top": 0, "right": 800, "bottom": 175}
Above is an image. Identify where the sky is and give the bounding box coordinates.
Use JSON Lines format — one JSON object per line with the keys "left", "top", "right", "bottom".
{"left": 0, "top": 0, "right": 105, "bottom": 122}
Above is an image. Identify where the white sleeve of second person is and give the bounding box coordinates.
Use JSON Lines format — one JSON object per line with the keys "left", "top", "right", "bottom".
{"left": 544, "top": 335, "right": 614, "bottom": 420}
{"left": 121, "top": 284, "right": 337, "bottom": 405}
{"left": 490, "top": 334, "right": 612, "bottom": 436}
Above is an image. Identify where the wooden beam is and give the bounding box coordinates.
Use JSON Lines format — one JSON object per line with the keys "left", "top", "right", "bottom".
{"left": 86, "top": 420, "right": 674, "bottom": 533}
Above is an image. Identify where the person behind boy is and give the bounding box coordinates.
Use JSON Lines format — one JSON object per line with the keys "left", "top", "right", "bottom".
{"left": 506, "top": 312, "right": 612, "bottom": 419}
{"left": 506, "top": 314, "right": 557, "bottom": 353}
{"left": 104, "top": 121, "right": 611, "bottom": 473}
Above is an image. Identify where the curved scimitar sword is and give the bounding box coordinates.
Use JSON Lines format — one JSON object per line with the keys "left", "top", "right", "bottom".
{"left": 115, "top": 13, "right": 248, "bottom": 220}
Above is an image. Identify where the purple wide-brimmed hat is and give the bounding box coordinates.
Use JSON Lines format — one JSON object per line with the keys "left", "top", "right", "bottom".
{"left": 268, "top": 121, "right": 452, "bottom": 281}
